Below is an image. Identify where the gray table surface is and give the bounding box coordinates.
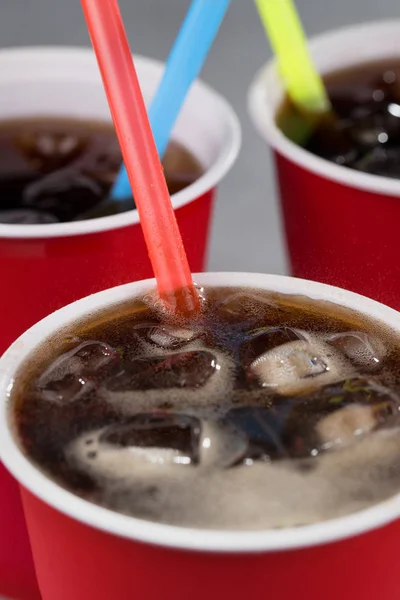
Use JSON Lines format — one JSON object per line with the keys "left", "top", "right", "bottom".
{"left": 0, "top": 3, "right": 399, "bottom": 597}
{"left": 0, "top": 0, "right": 398, "bottom": 278}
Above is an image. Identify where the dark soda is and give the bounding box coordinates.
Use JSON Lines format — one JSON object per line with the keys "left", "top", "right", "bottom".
{"left": 277, "top": 58, "right": 400, "bottom": 178}
{"left": 0, "top": 117, "right": 203, "bottom": 224}
{"left": 11, "top": 286, "right": 400, "bottom": 530}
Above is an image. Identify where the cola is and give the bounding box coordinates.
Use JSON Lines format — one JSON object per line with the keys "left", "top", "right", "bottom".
{"left": 11, "top": 286, "right": 400, "bottom": 530}
{"left": 0, "top": 117, "right": 203, "bottom": 224}
{"left": 277, "top": 58, "right": 400, "bottom": 177}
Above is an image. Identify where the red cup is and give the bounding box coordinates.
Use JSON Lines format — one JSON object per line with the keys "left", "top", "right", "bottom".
{"left": 248, "top": 20, "right": 400, "bottom": 311}
{"left": 1, "top": 272, "right": 400, "bottom": 600}
{"left": 0, "top": 47, "right": 240, "bottom": 600}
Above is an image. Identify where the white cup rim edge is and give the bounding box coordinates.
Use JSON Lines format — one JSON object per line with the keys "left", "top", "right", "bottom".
{"left": 2, "top": 272, "right": 400, "bottom": 553}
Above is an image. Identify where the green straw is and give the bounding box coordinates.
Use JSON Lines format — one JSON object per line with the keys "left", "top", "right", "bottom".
{"left": 255, "top": 0, "right": 331, "bottom": 115}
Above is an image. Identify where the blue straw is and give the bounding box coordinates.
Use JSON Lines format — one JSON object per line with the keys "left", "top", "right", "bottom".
{"left": 111, "top": 0, "right": 231, "bottom": 200}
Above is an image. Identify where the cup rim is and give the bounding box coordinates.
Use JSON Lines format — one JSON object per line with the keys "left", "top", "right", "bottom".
{"left": 1, "top": 271, "right": 400, "bottom": 553}
{"left": 248, "top": 19, "right": 400, "bottom": 198}
{"left": 0, "top": 46, "right": 241, "bottom": 239}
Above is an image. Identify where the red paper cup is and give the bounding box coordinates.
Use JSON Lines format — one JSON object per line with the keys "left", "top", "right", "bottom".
{"left": 0, "top": 47, "right": 240, "bottom": 600}
{"left": 248, "top": 20, "right": 400, "bottom": 311}
{"left": 1, "top": 272, "right": 400, "bottom": 600}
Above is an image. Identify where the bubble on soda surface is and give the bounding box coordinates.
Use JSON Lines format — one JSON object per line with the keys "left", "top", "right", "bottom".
{"left": 215, "top": 291, "right": 284, "bottom": 323}
{"left": 353, "top": 146, "right": 400, "bottom": 178}
{"left": 132, "top": 323, "right": 197, "bottom": 351}
{"left": 37, "top": 341, "right": 120, "bottom": 404}
{"left": 326, "top": 331, "right": 386, "bottom": 369}
{"left": 142, "top": 283, "right": 206, "bottom": 324}
{"left": 199, "top": 419, "right": 249, "bottom": 468}
{"left": 18, "top": 131, "right": 87, "bottom": 171}
{"left": 194, "top": 282, "right": 207, "bottom": 304}
{"left": 22, "top": 169, "right": 104, "bottom": 221}
{"left": 240, "top": 326, "right": 304, "bottom": 367}
{"left": 249, "top": 338, "right": 352, "bottom": 396}
{"left": 282, "top": 377, "right": 400, "bottom": 458}
{"left": 0, "top": 208, "right": 59, "bottom": 224}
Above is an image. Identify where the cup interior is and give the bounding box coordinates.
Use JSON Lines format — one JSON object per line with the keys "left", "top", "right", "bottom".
{"left": 1, "top": 272, "right": 400, "bottom": 553}
{"left": 248, "top": 20, "right": 400, "bottom": 196}
{"left": 0, "top": 47, "right": 241, "bottom": 238}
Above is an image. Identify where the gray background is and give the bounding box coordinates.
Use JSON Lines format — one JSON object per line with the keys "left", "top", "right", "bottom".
{"left": 0, "top": 0, "right": 398, "bottom": 277}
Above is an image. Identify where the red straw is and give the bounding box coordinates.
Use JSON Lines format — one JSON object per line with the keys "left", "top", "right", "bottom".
{"left": 80, "top": 0, "right": 199, "bottom": 315}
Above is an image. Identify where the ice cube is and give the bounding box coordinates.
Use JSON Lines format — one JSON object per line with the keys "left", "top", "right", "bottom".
{"left": 348, "top": 105, "right": 400, "bottom": 149}
{"left": 353, "top": 146, "right": 400, "bottom": 179}
{"left": 38, "top": 373, "right": 88, "bottom": 404}
{"left": 329, "top": 83, "right": 384, "bottom": 119}
{"left": 67, "top": 413, "right": 202, "bottom": 477}
{"left": 81, "top": 141, "right": 122, "bottom": 186}
{"left": 0, "top": 208, "right": 59, "bottom": 224}
{"left": 199, "top": 420, "right": 248, "bottom": 468}
{"left": 37, "top": 341, "right": 119, "bottom": 403}
{"left": 306, "top": 118, "right": 359, "bottom": 167}
{"left": 349, "top": 116, "right": 389, "bottom": 148}
{"left": 101, "top": 413, "right": 201, "bottom": 465}
{"left": 18, "top": 131, "right": 87, "bottom": 172}
{"left": 72, "top": 341, "right": 120, "bottom": 374}
{"left": 101, "top": 347, "right": 233, "bottom": 414}
{"left": 240, "top": 326, "right": 304, "bottom": 366}
{"left": 224, "top": 406, "right": 293, "bottom": 462}
{"left": 327, "top": 331, "right": 386, "bottom": 369}
{"left": 283, "top": 377, "right": 400, "bottom": 457}
{"left": 22, "top": 169, "right": 103, "bottom": 221}
{"left": 105, "top": 351, "right": 219, "bottom": 392}
{"left": 317, "top": 404, "right": 377, "bottom": 451}
{"left": 133, "top": 323, "right": 197, "bottom": 350}
{"left": 249, "top": 339, "right": 352, "bottom": 396}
